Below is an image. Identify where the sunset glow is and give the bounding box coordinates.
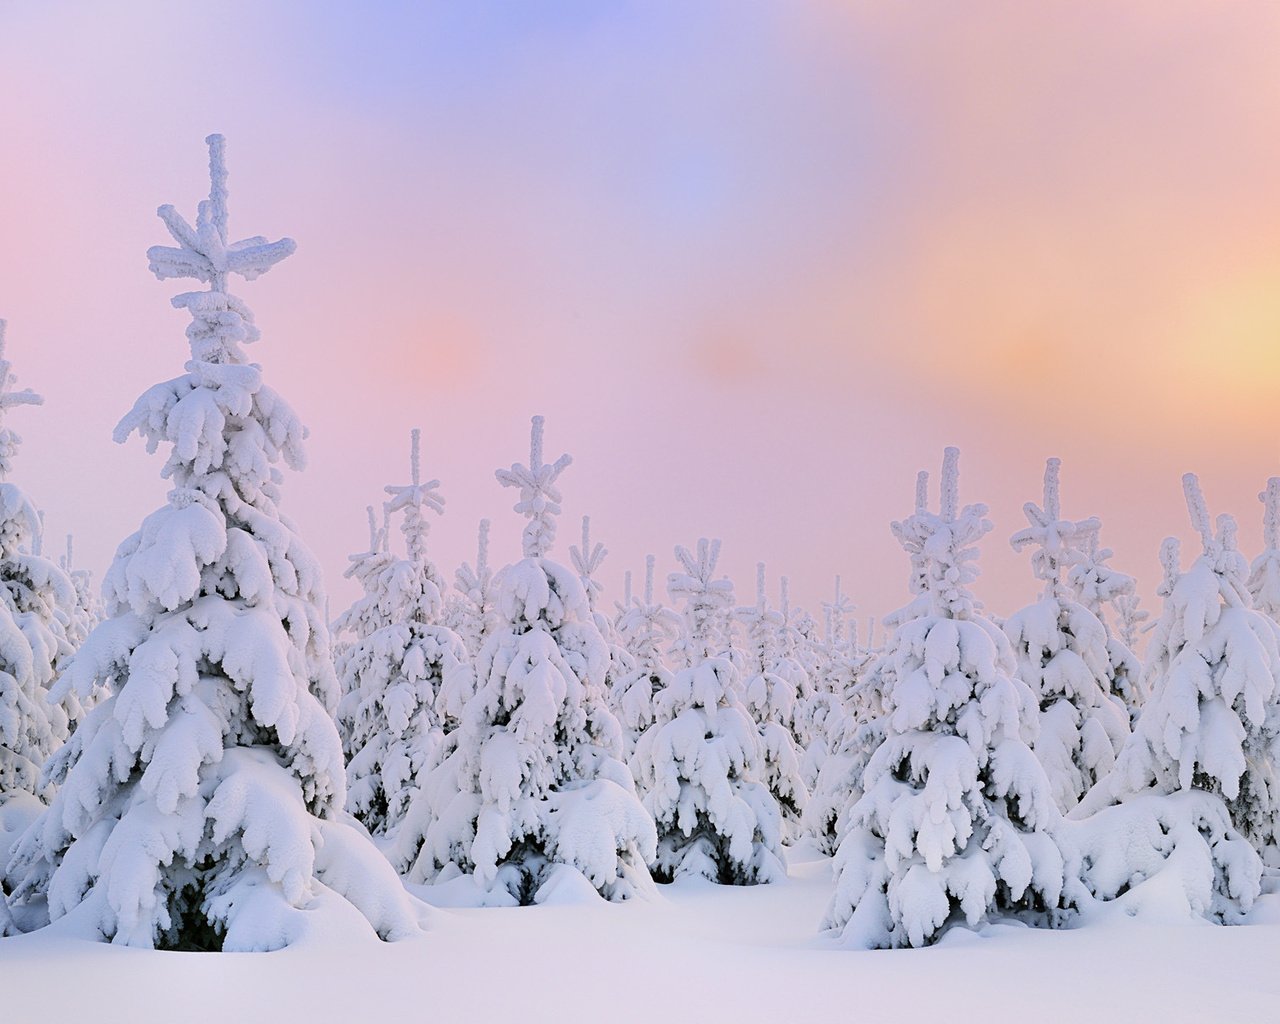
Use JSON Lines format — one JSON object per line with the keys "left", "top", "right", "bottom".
{"left": 2, "top": 2, "right": 1279, "bottom": 626}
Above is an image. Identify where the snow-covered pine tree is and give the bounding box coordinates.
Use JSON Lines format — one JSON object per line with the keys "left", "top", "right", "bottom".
{"left": 59, "top": 536, "right": 102, "bottom": 652}
{"left": 665, "top": 539, "right": 736, "bottom": 670}
{"left": 799, "top": 577, "right": 880, "bottom": 837}
{"left": 738, "top": 563, "right": 808, "bottom": 840}
{"left": 631, "top": 539, "right": 784, "bottom": 884}
{"left": 50, "top": 534, "right": 106, "bottom": 740}
{"left": 1067, "top": 516, "right": 1145, "bottom": 715}
{"left": 803, "top": 666, "right": 882, "bottom": 857}
{"left": 818, "top": 576, "right": 857, "bottom": 704}
{"left": 1003, "top": 458, "right": 1130, "bottom": 812}
{"left": 611, "top": 555, "right": 679, "bottom": 759}
{"left": 776, "top": 580, "right": 808, "bottom": 675}
{"left": 570, "top": 515, "right": 636, "bottom": 711}
{"left": 404, "top": 417, "right": 654, "bottom": 903}
{"left": 1113, "top": 592, "right": 1148, "bottom": 655}
{"left": 788, "top": 596, "right": 833, "bottom": 787}
{"left": 333, "top": 506, "right": 395, "bottom": 662}
{"left": 804, "top": 622, "right": 892, "bottom": 857}
{"left": 3, "top": 137, "right": 419, "bottom": 950}
{"left": 336, "top": 430, "right": 469, "bottom": 839}
{"left": 569, "top": 516, "right": 605, "bottom": 615}
{"left": 776, "top": 580, "right": 819, "bottom": 745}
{"left": 825, "top": 576, "right": 854, "bottom": 653}
{"left": 1249, "top": 477, "right": 1280, "bottom": 622}
{"left": 434, "top": 518, "right": 492, "bottom": 733}
{"left": 1075, "top": 475, "right": 1280, "bottom": 901}
{"left": 797, "top": 578, "right": 858, "bottom": 775}
{"left": 806, "top": 494, "right": 926, "bottom": 860}
{"left": 825, "top": 448, "right": 1066, "bottom": 949}
{"left": 0, "top": 322, "right": 82, "bottom": 805}
{"left": 789, "top": 599, "right": 824, "bottom": 690}
{"left": 447, "top": 518, "right": 493, "bottom": 666}
{"left": 774, "top": 577, "right": 820, "bottom": 759}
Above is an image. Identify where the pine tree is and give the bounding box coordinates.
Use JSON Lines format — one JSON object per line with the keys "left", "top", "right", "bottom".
{"left": 3, "top": 137, "right": 419, "bottom": 950}
{"left": 59, "top": 536, "right": 103, "bottom": 652}
{"left": 817, "top": 577, "right": 857, "bottom": 706}
{"left": 797, "top": 578, "right": 859, "bottom": 787}
{"left": 631, "top": 539, "right": 784, "bottom": 884}
{"left": 1249, "top": 477, "right": 1280, "bottom": 622}
{"left": 776, "top": 579, "right": 821, "bottom": 774}
{"left": 789, "top": 599, "right": 824, "bottom": 690}
{"left": 774, "top": 577, "right": 820, "bottom": 755}
{"left": 791, "top": 588, "right": 837, "bottom": 791}
{"left": 435, "top": 518, "right": 491, "bottom": 732}
{"left": 446, "top": 518, "right": 493, "bottom": 666}
{"left": 570, "top": 515, "right": 636, "bottom": 716}
{"left": 0, "top": 323, "right": 83, "bottom": 804}
{"left": 1079, "top": 475, "right": 1280, "bottom": 886}
{"left": 825, "top": 448, "right": 1066, "bottom": 949}
{"left": 804, "top": 639, "right": 886, "bottom": 857}
{"left": 333, "top": 506, "right": 395, "bottom": 660}
{"left": 666, "top": 539, "right": 737, "bottom": 671}
{"left": 1067, "top": 517, "right": 1145, "bottom": 715}
{"left": 807, "top": 544, "right": 912, "bottom": 857}
{"left": 336, "top": 430, "right": 469, "bottom": 839}
{"left": 1003, "top": 458, "right": 1130, "bottom": 812}
{"left": 738, "top": 563, "right": 808, "bottom": 840}
{"left": 403, "top": 417, "right": 654, "bottom": 903}
{"left": 803, "top": 577, "right": 892, "bottom": 857}
{"left": 1113, "top": 592, "right": 1148, "bottom": 655}
{"left": 611, "top": 555, "right": 679, "bottom": 759}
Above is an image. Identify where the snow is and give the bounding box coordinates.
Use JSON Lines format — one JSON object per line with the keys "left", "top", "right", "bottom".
{"left": 2, "top": 844, "right": 1279, "bottom": 1023}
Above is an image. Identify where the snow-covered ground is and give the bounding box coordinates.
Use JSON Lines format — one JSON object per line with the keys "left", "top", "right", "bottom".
{"left": 3, "top": 841, "right": 1277, "bottom": 1024}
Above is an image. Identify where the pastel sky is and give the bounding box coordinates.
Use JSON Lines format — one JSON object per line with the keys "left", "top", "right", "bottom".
{"left": 2, "top": 2, "right": 1279, "bottom": 636}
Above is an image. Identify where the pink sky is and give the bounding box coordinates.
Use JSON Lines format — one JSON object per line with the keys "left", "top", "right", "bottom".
{"left": 2, "top": 3, "right": 1280, "bottom": 636}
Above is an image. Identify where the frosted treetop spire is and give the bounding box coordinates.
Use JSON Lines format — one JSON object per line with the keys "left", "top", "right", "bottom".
{"left": 1181, "top": 473, "right": 1243, "bottom": 563}
{"left": 346, "top": 505, "right": 384, "bottom": 569}
{"left": 1181, "top": 473, "right": 1248, "bottom": 594}
{"left": 1010, "top": 457, "right": 1102, "bottom": 597}
{"left": 1182, "top": 472, "right": 1224, "bottom": 556}
{"left": 1260, "top": 478, "right": 1280, "bottom": 552}
{"left": 622, "top": 552, "right": 684, "bottom": 670}
{"left": 384, "top": 427, "right": 445, "bottom": 567}
{"left": 456, "top": 517, "right": 492, "bottom": 604}
{"left": 0, "top": 320, "right": 43, "bottom": 481}
{"left": 496, "top": 415, "right": 572, "bottom": 558}
{"left": 1249, "top": 477, "right": 1280, "bottom": 619}
{"left": 822, "top": 574, "right": 854, "bottom": 646}
{"left": 939, "top": 444, "right": 960, "bottom": 522}
{"left": 146, "top": 133, "right": 296, "bottom": 293}
{"left": 890, "top": 446, "right": 991, "bottom": 618}
{"left": 570, "top": 515, "right": 607, "bottom": 610}
{"left": 667, "top": 537, "right": 735, "bottom": 663}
